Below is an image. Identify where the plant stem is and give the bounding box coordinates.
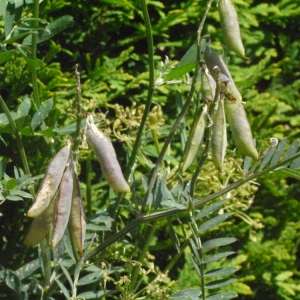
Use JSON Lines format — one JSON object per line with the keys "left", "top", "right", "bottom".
{"left": 73, "top": 64, "right": 84, "bottom": 164}
{"left": 39, "top": 239, "right": 51, "bottom": 289}
{"left": 0, "top": 96, "right": 31, "bottom": 178}
{"left": 125, "top": 0, "right": 155, "bottom": 178}
{"left": 31, "top": 0, "right": 40, "bottom": 108}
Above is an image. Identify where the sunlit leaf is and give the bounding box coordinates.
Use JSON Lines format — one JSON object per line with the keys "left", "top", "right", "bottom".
{"left": 282, "top": 140, "right": 299, "bottom": 167}
{"left": 6, "top": 178, "right": 18, "bottom": 190}
{"left": 30, "top": 99, "right": 53, "bottom": 130}
{"left": 204, "top": 267, "right": 237, "bottom": 278}
{"left": 0, "top": 51, "right": 14, "bottom": 64}
{"left": 77, "top": 271, "right": 103, "bottom": 286}
{"left": 202, "top": 237, "right": 237, "bottom": 249}
{"left": 203, "top": 251, "right": 235, "bottom": 264}
{"left": 77, "top": 290, "right": 117, "bottom": 299}
{"left": 206, "top": 292, "right": 237, "bottom": 300}
{"left": 270, "top": 137, "right": 287, "bottom": 167}
{"left": 199, "top": 212, "right": 233, "bottom": 233}
{"left": 16, "top": 259, "right": 40, "bottom": 280}
{"left": 23, "top": 15, "right": 74, "bottom": 45}
{"left": 196, "top": 199, "right": 227, "bottom": 220}
{"left": 205, "top": 278, "right": 237, "bottom": 289}
{"left": 54, "top": 278, "right": 70, "bottom": 299}
{"left": 170, "top": 288, "right": 202, "bottom": 300}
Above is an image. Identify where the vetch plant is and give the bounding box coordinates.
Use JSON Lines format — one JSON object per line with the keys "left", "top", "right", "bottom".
{"left": 1, "top": 0, "right": 300, "bottom": 299}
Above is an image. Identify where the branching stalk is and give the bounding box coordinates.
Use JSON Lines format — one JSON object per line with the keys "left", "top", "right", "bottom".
{"left": 85, "top": 149, "right": 300, "bottom": 260}
{"left": 43, "top": 148, "right": 300, "bottom": 298}
{"left": 141, "top": 0, "right": 212, "bottom": 212}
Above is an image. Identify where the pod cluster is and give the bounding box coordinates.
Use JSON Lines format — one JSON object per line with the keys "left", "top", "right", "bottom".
{"left": 182, "top": 54, "right": 258, "bottom": 172}
{"left": 25, "top": 140, "right": 86, "bottom": 254}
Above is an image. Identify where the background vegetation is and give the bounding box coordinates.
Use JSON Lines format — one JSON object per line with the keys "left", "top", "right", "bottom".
{"left": 0, "top": 0, "right": 299, "bottom": 299}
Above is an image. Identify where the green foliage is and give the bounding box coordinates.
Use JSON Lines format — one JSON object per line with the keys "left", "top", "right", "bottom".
{"left": 0, "top": 0, "right": 300, "bottom": 299}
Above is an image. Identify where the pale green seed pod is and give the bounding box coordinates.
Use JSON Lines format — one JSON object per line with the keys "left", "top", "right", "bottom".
{"left": 218, "top": 0, "right": 246, "bottom": 58}
{"left": 51, "top": 163, "right": 73, "bottom": 249}
{"left": 182, "top": 108, "right": 206, "bottom": 172}
{"left": 24, "top": 192, "right": 57, "bottom": 246}
{"left": 69, "top": 170, "right": 86, "bottom": 255}
{"left": 27, "top": 141, "right": 71, "bottom": 218}
{"left": 211, "top": 98, "right": 227, "bottom": 171}
{"left": 204, "top": 47, "right": 242, "bottom": 102}
{"left": 224, "top": 99, "right": 258, "bottom": 160}
{"left": 201, "top": 65, "right": 216, "bottom": 102}
{"left": 85, "top": 114, "right": 130, "bottom": 193}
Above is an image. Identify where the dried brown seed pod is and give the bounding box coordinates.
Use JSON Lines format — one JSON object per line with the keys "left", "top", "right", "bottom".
{"left": 24, "top": 192, "right": 57, "bottom": 246}
{"left": 85, "top": 114, "right": 130, "bottom": 193}
{"left": 27, "top": 141, "right": 71, "bottom": 218}
{"left": 51, "top": 163, "right": 73, "bottom": 249}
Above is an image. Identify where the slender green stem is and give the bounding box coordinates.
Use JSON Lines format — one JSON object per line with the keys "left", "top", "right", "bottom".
{"left": 125, "top": 0, "right": 155, "bottom": 179}
{"left": 73, "top": 64, "right": 84, "bottom": 164}
{"left": 39, "top": 240, "right": 51, "bottom": 290}
{"left": 0, "top": 95, "right": 31, "bottom": 178}
{"left": 162, "top": 239, "right": 189, "bottom": 274}
{"left": 31, "top": 0, "right": 40, "bottom": 108}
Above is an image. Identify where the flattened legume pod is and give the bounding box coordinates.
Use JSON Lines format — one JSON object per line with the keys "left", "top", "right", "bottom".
{"left": 85, "top": 114, "right": 130, "bottom": 193}
{"left": 182, "top": 108, "right": 206, "bottom": 172}
{"left": 69, "top": 170, "right": 86, "bottom": 254}
{"left": 51, "top": 163, "right": 73, "bottom": 249}
{"left": 24, "top": 192, "right": 57, "bottom": 246}
{"left": 218, "top": 0, "right": 246, "bottom": 58}
{"left": 224, "top": 99, "right": 258, "bottom": 160}
{"left": 211, "top": 98, "right": 227, "bottom": 171}
{"left": 204, "top": 47, "right": 242, "bottom": 102}
{"left": 27, "top": 141, "right": 71, "bottom": 218}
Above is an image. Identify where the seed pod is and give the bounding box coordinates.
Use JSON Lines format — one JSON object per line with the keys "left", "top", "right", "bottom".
{"left": 27, "top": 142, "right": 71, "bottom": 218}
{"left": 24, "top": 192, "right": 57, "bottom": 246}
{"left": 211, "top": 98, "right": 227, "bottom": 171}
{"left": 51, "top": 163, "right": 73, "bottom": 249}
{"left": 218, "top": 0, "right": 246, "bottom": 58}
{"left": 182, "top": 109, "right": 206, "bottom": 172}
{"left": 224, "top": 99, "right": 258, "bottom": 160}
{"left": 204, "top": 47, "right": 242, "bottom": 102}
{"left": 201, "top": 65, "right": 216, "bottom": 102}
{"left": 69, "top": 170, "right": 86, "bottom": 255}
{"left": 85, "top": 114, "right": 130, "bottom": 193}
